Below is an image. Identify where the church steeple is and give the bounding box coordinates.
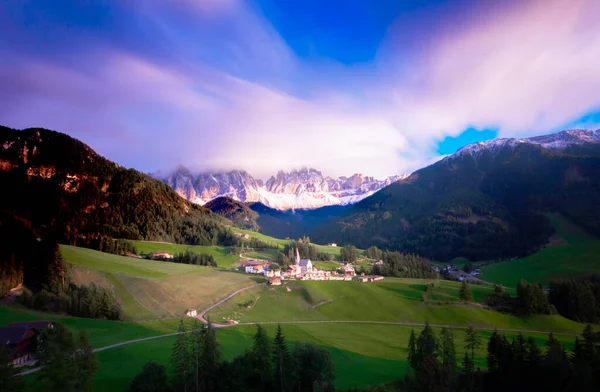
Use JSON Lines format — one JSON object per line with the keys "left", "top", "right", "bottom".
{"left": 295, "top": 247, "right": 300, "bottom": 265}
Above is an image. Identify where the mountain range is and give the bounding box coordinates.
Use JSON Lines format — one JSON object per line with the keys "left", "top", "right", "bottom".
{"left": 154, "top": 167, "right": 407, "bottom": 210}
{"left": 3, "top": 124, "right": 599, "bottom": 263}
{"left": 308, "top": 129, "right": 600, "bottom": 261}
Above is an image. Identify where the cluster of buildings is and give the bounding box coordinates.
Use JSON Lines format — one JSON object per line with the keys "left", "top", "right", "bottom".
{"left": 241, "top": 248, "right": 362, "bottom": 285}
{"left": 0, "top": 320, "right": 54, "bottom": 366}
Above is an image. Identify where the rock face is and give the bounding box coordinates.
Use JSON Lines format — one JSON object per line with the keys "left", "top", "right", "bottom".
{"left": 157, "top": 166, "right": 407, "bottom": 210}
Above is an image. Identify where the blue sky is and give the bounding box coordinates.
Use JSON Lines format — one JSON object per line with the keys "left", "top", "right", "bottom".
{"left": 1, "top": 0, "right": 599, "bottom": 178}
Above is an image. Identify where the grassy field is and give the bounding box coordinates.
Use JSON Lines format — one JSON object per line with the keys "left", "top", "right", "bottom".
{"left": 481, "top": 214, "right": 600, "bottom": 287}
{"left": 207, "top": 278, "right": 582, "bottom": 334}
{"left": 2, "top": 304, "right": 578, "bottom": 391}
{"left": 132, "top": 241, "right": 240, "bottom": 268}
{"left": 233, "top": 228, "right": 364, "bottom": 260}
{"left": 62, "top": 246, "right": 260, "bottom": 320}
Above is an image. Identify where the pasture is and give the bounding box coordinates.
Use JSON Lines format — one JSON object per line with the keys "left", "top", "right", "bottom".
{"left": 481, "top": 214, "right": 600, "bottom": 286}
{"left": 132, "top": 241, "right": 239, "bottom": 268}
{"left": 62, "top": 246, "right": 260, "bottom": 320}
{"left": 207, "top": 278, "right": 582, "bottom": 333}
{"left": 2, "top": 305, "right": 578, "bottom": 391}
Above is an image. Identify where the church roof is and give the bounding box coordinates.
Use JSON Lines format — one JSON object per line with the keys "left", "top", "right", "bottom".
{"left": 299, "top": 259, "right": 311, "bottom": 266}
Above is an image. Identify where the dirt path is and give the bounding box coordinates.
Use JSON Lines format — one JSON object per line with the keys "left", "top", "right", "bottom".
{"left": 196, "top": 283, "right": 260, "bottom": 325}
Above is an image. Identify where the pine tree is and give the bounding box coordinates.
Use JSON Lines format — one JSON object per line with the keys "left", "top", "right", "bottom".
{"left": 272, "top": 324, "right": 291, "bottom": 392}
{"left": 464, "top": 326, "right": 482, "bottom": 364}
{"left": 37, "top": 322, "right": 77, "bottom": 392}
{"left": 440, "top": 327, "right": 457, "bottom": 392}
{"left": 199, "top": 321, "right": 220, "bottom": 392}
{"left": 73, "top": 331, "right": 98, "bottom": 392}
{"left": 252, "top": 325, "right": 273, "bottom": 391}
{"left": 127, "top": 362, "right": 169, "bottom": 392}
{"left": 172, "top": 319, "right": 190, "bottom": 392}
{"left": 407, "top": 329, "right": 417, "bottom": 370}
{"left": 459, "top": 281, "right": 473, "bottom": 302}
{"left": 190, "top": 319, "right": 205, "bottom": 392}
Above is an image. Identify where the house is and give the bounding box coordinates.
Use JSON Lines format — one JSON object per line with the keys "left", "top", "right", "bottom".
{"left": 186, "top": 309, "right": 197, "bottom": 317}
{"left": 326, "top": 243, "right": 337, "bottom": 247}
{"left": 234, "top": 233, "right": 250, "bottom": 239}
{"left": 357, "top": 275, "right": 384, "bottom": 283}
{"left": 342, "top": 264, "right": 356, "bottom": 278}
{"left": 242, "top": 259, "right": 267, "bottom": 274}
{"left": 269, "top": 276, "right": 282, "bottom": 286}
{"left": 264, "top": 268, "right": 281, "bottom": 277}
{"left": 375, "top": 260, "right": 384, "bottom": 265}
{"left": 0, "top": 321, "right": 53, "bottom": 366}
{"left": 147, "top": 252, "right": 172, "bottom": 260}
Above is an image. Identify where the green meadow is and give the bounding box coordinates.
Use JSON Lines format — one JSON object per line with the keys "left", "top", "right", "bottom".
{"left": 2, "top": 305, "right": 578, "bottom": 391}
{"left": 207, "top": 278, "right": 582, "bottom": 334}
{"left": 481, "top": 214, "right": 600, "bottom": 286}
{"left": 61, "top": 246, "right": 259, "bottom": 320}
{"left": 132, "top": 241, "right": 240, "bottom": 268}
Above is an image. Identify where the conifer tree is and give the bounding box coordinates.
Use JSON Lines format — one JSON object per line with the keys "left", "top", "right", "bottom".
{"left": 199, "top": 321, "right": 220, "bottom": 392}
{"left": 440, "top": 327, "right": 457, "bottom": 392}
{"left": 407, "top": 329, "right": 417, "bottom": 370}
{"left": 37, "top": 322, "right": 77, "bottom": 392}
{"left": 73, "top": 331, "right": 98, "bottom": 392}
{"left": 190, "top": 319, "right": 205, "bottom": 392}
{"left": 172, "top": 319, "right": 190, "bottom": 392}
{"left": 459, "top": 281, "right": 473, "bottom": 302}
{"left": 272, "top": 324, "right": 291, "bottom": 392}
{"left": 252, "top": 324, "right": 273, "bottom": 390}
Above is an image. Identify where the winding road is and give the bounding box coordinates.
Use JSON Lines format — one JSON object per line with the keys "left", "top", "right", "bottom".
{"left": 15, "top": 282, "right": 579, "bottom": 377}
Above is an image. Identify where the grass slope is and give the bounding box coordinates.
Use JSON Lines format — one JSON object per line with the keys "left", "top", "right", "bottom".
{"left": 2, "top": 305, "right": 577, "bottom": 391}
{"left": 481, "top": 214, "right": 600, "bottom": 286}
{"left": 63, "top": 246, "right": 259, "bottom": 320}
{"left": 132, "top": 241, "right": 240, "bottom": 268}
{"left": 207, "top": 278, "right": 582, "bottom": 333}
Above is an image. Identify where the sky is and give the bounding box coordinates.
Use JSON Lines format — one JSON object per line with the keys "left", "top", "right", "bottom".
{"left": 1, "top": 0, "right": 600, "bottom": 179}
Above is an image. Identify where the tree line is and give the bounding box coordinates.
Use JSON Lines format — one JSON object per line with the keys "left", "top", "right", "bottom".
{"left": 17, "top": 281, "right": 123, "bottom": 321}
{"left": 358, "top": 323, "right": 600, "bottom": 392}
{"left": 128, "top": 321, "right": 335, "bottom": 392}
{"left": 77, "top": 237, "right": 139, "bottom": 256}
{"left": 171, "top": 250, "right": 217, "bottom": 267}
{"left": 369, "top": 248, "right": 438, "bottom": 279}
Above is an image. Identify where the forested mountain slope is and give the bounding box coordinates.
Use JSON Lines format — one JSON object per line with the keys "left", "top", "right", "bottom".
{"left": 0, "top": 126, "right": 236, "bottom": 246}
{"left": 310, "top": 130, "right": 600, "bottom": 261}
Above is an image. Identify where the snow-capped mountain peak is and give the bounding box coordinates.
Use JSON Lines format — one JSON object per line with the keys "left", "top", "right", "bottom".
{"left": 450, "top": 129, "right": 600, "bottom": 160}
{"left": 156, "top": 167, "right": 408, "bottom": 210}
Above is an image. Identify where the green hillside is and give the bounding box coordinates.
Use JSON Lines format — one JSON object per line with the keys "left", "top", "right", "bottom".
{"left": 481, "top": 214, "right": 600, "bottom": 286}
{"left": 132, "top": 241, "right": 240, "bottom": 268}
{"left": 310, "top": 138, "right": 600, "bottom": 262}
{"left": 207, "top": 278, "right": 582, "bottom": 333}
{"left": 1, "top": 305, "right": 578, "bottom": 391}
{"left": 61, "top": 246, "right": 259, "bottom": 320}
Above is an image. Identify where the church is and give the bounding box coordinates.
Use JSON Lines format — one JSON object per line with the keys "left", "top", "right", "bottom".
{"left": 287, "top": 248, "right": 314, "bottom": 276}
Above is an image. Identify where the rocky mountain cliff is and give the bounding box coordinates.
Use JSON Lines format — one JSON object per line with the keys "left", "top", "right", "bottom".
{"left": 156, "top": 167, "right": 407, "bottom": 210}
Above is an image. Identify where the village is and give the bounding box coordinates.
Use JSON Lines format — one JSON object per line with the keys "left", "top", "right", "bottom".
{"left": 241, "top": 248, "right": 384, "bottom": 285}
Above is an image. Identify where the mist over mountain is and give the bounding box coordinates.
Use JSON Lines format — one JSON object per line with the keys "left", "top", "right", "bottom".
{"left": 308, "top": 129, "right": 600, "bottom": 261}
{"left": 155, "top": 167, "right": 407, "bottom": 210}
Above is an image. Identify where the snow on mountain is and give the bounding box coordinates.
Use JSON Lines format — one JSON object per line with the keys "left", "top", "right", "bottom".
{"left": 450, "top": 129, "right": 600, "bottom": 160}
{"left": 156, "top": 167, "right": 408, "bottom": 210}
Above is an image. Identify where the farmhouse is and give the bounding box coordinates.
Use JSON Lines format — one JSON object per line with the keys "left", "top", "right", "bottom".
{"left": 147, "top": 252, "right": 173, "bottom": 260}
{"left": 358, "top": 275, "right": 384, "bottom": 283}
{"left": 243, "top": 259, "right": 268, "bottom": 274}
{"left": 269, "top": 276, "right": 282, "bottom": 285}
{"left": 0, "top": 321, "right": 53, "bottom": 366}
{"left": 326, "top": 242, "right": 337, "bottom": 247}
{"left": 185, "top": 309, "right": 197, "bottom": 317}
{"left": 234, "top": 233, "right": 250, "bottom": 239}
{"left": 263, "top": 267, "right": 281, "bottom": 277}
{"left": 342, "top": 263, "right": 356, "bottom": 278}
